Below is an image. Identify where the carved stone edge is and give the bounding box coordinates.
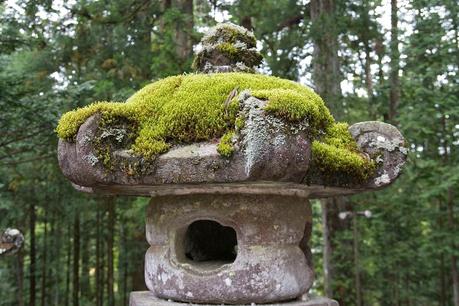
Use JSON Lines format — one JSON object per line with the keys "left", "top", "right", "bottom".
{"left": 70, "top": 181, "right": 374, "bottom": 199}
{"left": 58, "top": 115, "right": 407, "bottom": 197}
{"left": 129, "top": 291, "right": 339, "bottom": 306}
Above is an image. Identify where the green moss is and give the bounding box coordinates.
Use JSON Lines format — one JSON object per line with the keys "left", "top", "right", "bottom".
{"left": 56, "top": 72, "right": 375, "bottom": 182}
{"left": 57, "top": 73, "right": 329, "bottom": 157}
{"left": 253, "top": 89, "right": 333, "bottom": 133}
{"left": 311, "top": 123, "right": 376, "bottom": 182}
{"left": 217, "top": 131, "right": 235, "bottom": 157}
{"left": 235, "top": 116, "right": 245, "bottom": 131}
{"left": 216, "top": 42, "right": 239, "bottom": 56}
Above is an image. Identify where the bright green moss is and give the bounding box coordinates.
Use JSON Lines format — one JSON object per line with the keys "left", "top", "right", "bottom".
{"left": 56, "top": 72, "right": 374, "bottom": 182}
{"left": 216, "top": 42, "right": 239, "bottom": 56}
{"left": 217, "top": 131, "right": 235, "bottom": 157}
{"left": 253, "top": 89, "right": 334, "bottom": 133}
{"left": 311, "top": 123, "right": 376, "bottom": 182}
{"left": 235, "top": 116, "right": 245, "bottom": 130}
{"left": 57, "top": 73, "right": 330, "bottom": 157}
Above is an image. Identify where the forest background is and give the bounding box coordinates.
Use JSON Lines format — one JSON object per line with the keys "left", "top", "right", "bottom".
{"left": 0, "top": 0, "right": 458, "bottom": 306}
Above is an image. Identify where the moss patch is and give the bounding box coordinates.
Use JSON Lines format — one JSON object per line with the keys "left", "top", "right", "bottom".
{"left": 311, "top": 123, "right": 376, "bottom": 183}
{"left": 56, "top": 72, "right": 374, "bottom": 182}
{"left": 217, "top": 131, "right": 235, "bottom": 157}
{"left": 57, "top": 73, "right": 330, "bottom": 156}
{"left": 253, "top": 89, "right": 333, "bottom": 134}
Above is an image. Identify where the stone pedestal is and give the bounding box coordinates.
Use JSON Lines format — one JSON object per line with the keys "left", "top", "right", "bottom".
{"left": 145, "top": 194, "right": 314, "bottom": 304}
{"left": 130, "top": 291, "right": 339, "bottom": 306}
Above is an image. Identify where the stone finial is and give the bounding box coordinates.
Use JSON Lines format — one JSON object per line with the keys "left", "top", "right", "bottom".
{"left": 192, "top": 23, "right": 263, "bottom": 73}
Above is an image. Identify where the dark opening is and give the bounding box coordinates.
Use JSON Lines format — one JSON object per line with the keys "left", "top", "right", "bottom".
{"left": 184, "top": 220, "right": 237, "bottom": 265}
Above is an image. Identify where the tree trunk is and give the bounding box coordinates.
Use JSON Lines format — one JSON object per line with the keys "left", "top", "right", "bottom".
{"left": 388, "top": 0, "right": 400, "bottom": 123}
{"left": 65, "top": 223, "right": 71, "bottom": 306}
{"left": 16, "top": 249, "right": 24, "bottom": 306}
{"left": 310, "top": 1, "right": 349, "bottom": 301}
{"left": 310, "top": 0, "right": 342, "bottom": 119}
{"left": 53, "top": 214, "right": 62, "bottom": 306}
{"left": 29, "top": 201, "right": 36, "bottom": 306}
{"left": 81, "top": 212, "right": 90, "bottom": 301}
{"left": 72, "top": 212, "right": 80, "bottom": 306}
{"left": 119, "top": 222, "right": 129, "bottom": 306}
{"left": 353, "top": 214, "right": 362, "bottom": 306}
{"left": 447, "top": 188, "right": 459, "bottom": 306}
{"left": 40, "top": 213, "right": 48, "bottom": 306}
{"left": 361, "top": 0, "right": 374, "bottom": 118}
{"left": 160, "top": 0, "right": 194, "bottom": 71}
{"left": 174, "top": 0, "right": 194, "bottom": 62}
{"left": 96, "top": 203, "right": 102, "bottom": 306}
{"left": 321, "top": 201, "right": 333, "bottom": 297}
{"left": 107, "top": 197, "right": 115, "bottom": 306}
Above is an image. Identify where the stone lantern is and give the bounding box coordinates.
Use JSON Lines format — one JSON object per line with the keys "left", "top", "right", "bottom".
{"left": 57, "top": 23, "right": 407, "bottom": 306}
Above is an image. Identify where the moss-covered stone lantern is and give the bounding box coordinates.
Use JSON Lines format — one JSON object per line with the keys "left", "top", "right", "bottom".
{"left": 57, "top": 23, "right": 407, "bottom": 305}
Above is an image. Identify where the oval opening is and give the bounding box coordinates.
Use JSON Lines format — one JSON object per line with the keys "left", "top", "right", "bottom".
{"left": 179, "top": 219, "right": 237, "bottom": 271}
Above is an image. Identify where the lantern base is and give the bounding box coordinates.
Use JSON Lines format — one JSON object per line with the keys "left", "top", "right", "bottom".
{"left": 129, "top": 291, "right": 338, "bottom": 306}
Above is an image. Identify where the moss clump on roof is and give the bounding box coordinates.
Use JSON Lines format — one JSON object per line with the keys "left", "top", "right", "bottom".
{"left": 253, "top": 88, "right": 333, "bottom": 134}
{"left": 56, "top": 72, "right": 373, "bottom": 182}
{"left": 311, "top": 123, "right": 376, "bottom": 182}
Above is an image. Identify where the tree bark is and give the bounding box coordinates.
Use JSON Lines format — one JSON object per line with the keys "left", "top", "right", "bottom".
{"left": 388, "top": 0, "right": 400, "bottom": 124}
{"left": 353, "top": 213, "right": 362, "bottom": 306}
{"left": 310, "top": 1, "right": 349, "bottom": 301}
{"left": 310, "top": 0, "right": 342, "bottom": 119}
{"left": 321, "top": 201, "right": 333, "bottom": 297}
{"left": 40, "top": 213, "right": 48, "bottom": 306}
{"left": 173, "top": 0, "right": 194, "bottom": 62}
{"left": 29, "top": 201, "right": 36, "bottom": 306}
{"left": 72, "top": 212, "right": 80, "bottom": 306}
{"left": 16, "top": 249, "right": 24, "bottom": 306}
{"left": 65, "top": 223, "right": 71, "bottom": 306}
{"left": 447, "top": 188, "right": 459, "bottom": 306}
{"left": 81, "top": 212, "right": 90, "bottom": 301}
{"left": 107, "top": 197, "right": 115, "bottom": 306}
{"left": 96, "top": 202, "right": 103, "bottom": 306}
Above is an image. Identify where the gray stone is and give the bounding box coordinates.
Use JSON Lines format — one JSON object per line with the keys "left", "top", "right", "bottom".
{"left": 144, "top": 194, "right": 313, "bottom": 304}
{"left": 130, "top": 292, "right": 339, "bottom": 306}
{"left": 348, "top": 121, "right": 407, "bottom": 189}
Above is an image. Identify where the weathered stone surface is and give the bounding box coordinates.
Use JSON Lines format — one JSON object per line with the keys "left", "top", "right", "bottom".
{"left": 130, "top": 291, "right": 339, "bottom": 306}
{"left": 57, "top": 102, "right": 406, "bottom": 198}
{"left": 193, "top": 23, "right": 262, "bottom": 73}
{"left": 144, "top": 194, "right": 313, "bottom": 304}
{"left": 349, "top": 121, "right": 407, "bottom": 189}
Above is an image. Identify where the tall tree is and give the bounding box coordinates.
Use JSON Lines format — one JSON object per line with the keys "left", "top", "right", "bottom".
{"left": 388, "top": 0, "right": 400, "bottom": 123}
{"left": 310, "top": 1, "right": 350, "bottom": 302}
